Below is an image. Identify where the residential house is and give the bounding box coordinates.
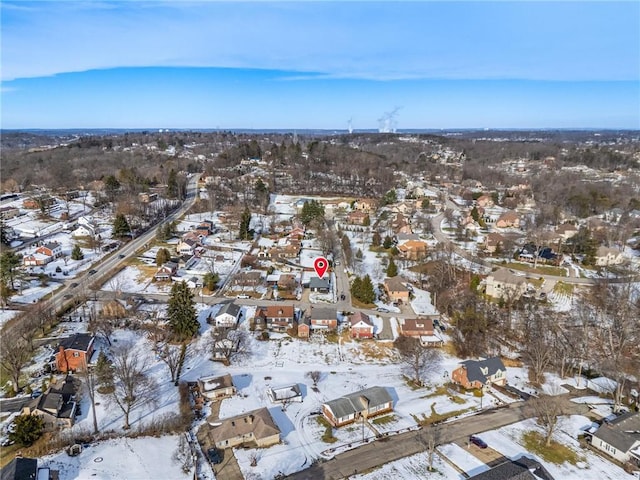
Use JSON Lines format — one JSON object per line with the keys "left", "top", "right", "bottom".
{"left": 255, "top": 305, "right": 295, "bottom": 332}
{"left": 309, "top": 277, "right": 330, "bottom": 293}
{"left": 266, "top": 384, "right": 303, "bottom": 404}
{"left": 23, "top": 253, "right": 51, "bottom": 267}
{"left": 322, "top": 386, "right": 393, "bottom": 427}
{"left": 138, "top": 192, "right": 158, "bottom": 203}
{"left": 21, "top": 376, "right": 79, "bottom": 431}
{"left": 269, "top": 244, "right": 300, "bottom": 260}
{"left": 198, "top": 374, "right": 236, "bottom": 401}
{"left": 555, "top": 223, "right": 578, "bottom": 241}
{"left": 518, "top": 244, "right": 559, "bottom": 265}
{"left": 154, "top": 261, "right": 178, "bottom": 281}
{"left": 211, "top": 335, "right": 240, "bottom": 363}
{"left": 233, "top": 271, "right": 263, "bottom": 288}
{"left": 476, "top": 195, "right": 494, "bottom": 208}
{"left": 35, "top": 242, "right": 62, "bottom": 259}
{"left": 391, "top": 213, "right": 412, "bottom": 235}
{"left": 595, "top": 246, "right": 624, "bottom": 267}
{"left": 196, "top": 220, "right": 215, "bottom": 236}
{"left": 176, "top": 238, "right": 199, "bottom": 256}
{"left": 203, "top": 407, "right": 281, "bottom": 449}
{"left": 484, "top": 232, "right": 505, "bottom": 254}
{"left": 0, "top": 206, "right": 20, "bottom": 220}
{"left": 467, "top": 457, "right": 555, "bottom": 480}
{"left": 349, "top": 312, "right": 374, "bottom": 339}
{"left": 212, "top": 303, "right": 242, "bottom": 328}
{"left": 71, "top": 223, "right": 96, "bottom": 238}
{"left": 23, "top": 195, "right": 54, "bottom": 210}
{"left": 384, "top": 276, "right": 410, "bottom": 304}
{"left": 397, "top": 239, "right": 428, "bottom": 260}
{"left": 277, "top": 273, "right": 298, "bottom": 293}
{"left": 55, "top": 333, "right": 94, "bottom": 373}
{"left": 591, "top": 412, "right": 640, "bottom": 467}
{"left": 485, "top": 268, "right": 526, "bottom": 300}
{"left": 297, "top": 317, "right": 310, "bottom": 339}
{"left": 495, "top": 211, "right": 520, "bottom": 229}
{"left": 354, "top": 199, "right": 377, "bottom": 213}
{"left": 309, "top": 306, "right": 338, "bottom": 331}
{"left": 451, "top": 357, "right": 507, "bottom": 390}
{"left": 399, "top": 318, "right": 443, "bottom": 347}
{"left": 1, "top": 457, "right": 38, "bottom": 480}
{"left": 347, "top": 211, "right": 369, "bottom": 226}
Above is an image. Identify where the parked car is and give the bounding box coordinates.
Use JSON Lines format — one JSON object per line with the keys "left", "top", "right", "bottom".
{"left": 469, "top": 435, "right": 488, "bottom": 448}
{"left": 207, "top": 448, "right": 224, "bottom": 464}
{"left": 70, "top": 283, "right": 79, "bottom": 288}
{"left": 88, "top": 269, "right": 97, "bottom": 275}
{"left": 376, "top": 307, "right": 390, "bottom": 313}
{"left": 237, "top": 294, "right": 250, "bottom": 299}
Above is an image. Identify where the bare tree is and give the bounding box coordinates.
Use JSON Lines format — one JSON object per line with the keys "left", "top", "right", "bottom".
{"left": 82, "top": 363, "right": 99, "bottom": 434}
{"left": 527, "top": 394, "right": 565, "bottom": 446}
{"left": 109, "top": 342, "right": 158, "bottom": 429}
{"left": 159, "top": 342, "right": 187, "bottom": 383}
{"left": 305, "top": 370, "right": 322, "bottom": 388}
{"left": 0, "top": 335, "right": 31, "bottom": 393}
{"left": 394, "top": 336, "right": 440, "bottom": 386}
{"left": 209, "top": 329, "right": 250, "bottom": 365}
{"left": 521, "top": 303, "right": 554, "bottom": 385}
{"left": 419, "top": 425, "right": 440, "bottom": 472}
{"left": 172, "top": 434, "right": 194, "bottom": 474}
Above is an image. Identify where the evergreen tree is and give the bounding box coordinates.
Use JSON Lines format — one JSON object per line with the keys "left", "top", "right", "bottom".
{"left": 363, "top": 215, "right": 371, "bottom": 227}
{"left": 0, "top": 250, "right": 21, "bottom": 290}
{"left": 0, "top": 220, "right": 10, "bottom": 247}
{"left": 104, "top": 175, "right": 120, "bottom": 202}
{"left": 372, "top": 231, "right": 382, "bottom": 247}
{"left": 156, "top": 247, "right": 171, "bottom": 266}
{"left": 95, "top": 351, "right": 114, "bottom": 391}
{"left": 470, "top": 206, "right": 480, "bottom": 222}
{"left": 203, "top": 272, "right": 219, "bottom": 291}
{"left": 386, "top": 258, "right": 398, "bottom": 277}
{"left": 167, "top": 169, "right": 179, "bottom": 198}
{"left": 350, "top": 274, "right": 376, "bottom": 304}
{"left": 381, "top": 189, "right": 397, "bottom": 206}
{"left": 383, "top": 235, "right": 394, "bottom": 249}
{"left": 421, "top": 198, "right": 430, "bottom": 210}
{"left": 300, "top": 200, "right": 325, "bottom": 226}
{"left": 112, "top": 214, "right": 131, "bottom": 238}
{"left": 71, "top": 244, "right": 84, "bottom": 261}
{"left": 167, "top": 281, "right": 199, "bottom": 341}
{"left": 239, "top": 206, "right": 252, "bottom": 240}
{"left": 9, "top": 414, "right": 43, "bottom": 447}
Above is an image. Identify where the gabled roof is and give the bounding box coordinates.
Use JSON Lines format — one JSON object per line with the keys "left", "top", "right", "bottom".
{"left": 259, "top": 305, "right": 294, "bottom": 319}
{"left": 310, "top": 306, "right": 337, "bottom": 320}
{"left": 488, "top": 268, "right": 524, "bottom": 285}
{"left": 216, "top": 302, "right": 241, "bottom": 318}
{"left": 1, "top": 457, "right": 37, "bottom": 480}
{"left": 309, "top": 277, "right": 330, "bottom": 289}
{"left": 199, "top": 373, "right": 234, "bottom": 392}
{"left": 459, "top": 357, "right": 506, "bottom": 385}
{"left": 402, "top": 318, "right": 433, "bottom": 332}
{"left": 209, "top": 407, "right": 280, "bottom": 444}
{"left": 349, "top": 312, "right": 372, "bottom": 328}
{"left": 593, "top": 412, "right": 640, "bottom": 452}
{"left": 267, "top": 384, "right": 302, "bottom": 401}
{"left": 325, "top": 386, "right": 393, "bottom": 419}
{"left": 467, "top": 457, "right": 554, "bottom": 480}
{"left": 58, "top": 333, "right": 94, "bottom": 352}
{"left": 384, "top": 276, "right": 408, "bottom": 292}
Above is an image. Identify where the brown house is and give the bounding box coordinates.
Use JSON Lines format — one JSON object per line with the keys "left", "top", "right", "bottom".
{"left": 495, "top": 211, "right": 520, "bottom": 229}
{"left": 451, "top": 357, "right": 507, "bottom": 390}
{"left": 347, "top": 211, "right": 369, "bottom": 226}
{"left": 399, "top": 318, "right": 434, "bottom": 337}
{"left": 233, "top": 271, "right": 263, "bottom": 287}
{"left": 384, "top": 276, "right": 410, "bottom": 304}
{"left": 309, "top": 306, "right": 338, "bottom": 331}
{"left": 55, "top": 333, "right": 95, "bottom": 373}
{"left": 255, "top": 305, "right": 295, "bottom": 332}
{"left": 21, "top": 376, "right": 79, "bottom": 431}
{"left": 398, "top": 240, "right": 428, "bottom": 260}
{"left": 484, "top": 232, "right": 505, "bottom": 253}
{"left": 349, "top": 312, "right": 374, "bottom": 339}
{"left": 202, "top": 407, "right": 281, "bottom": 449}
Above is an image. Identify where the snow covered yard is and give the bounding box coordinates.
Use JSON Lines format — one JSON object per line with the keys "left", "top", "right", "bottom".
{"left": 479, "top": 415, "right": 636, "bottom": 480}
{"left": 41, "top": 435, "right": 191, "bottom": 480}
{"left": 353, "top": 449, "right": 462, "bottom": 479}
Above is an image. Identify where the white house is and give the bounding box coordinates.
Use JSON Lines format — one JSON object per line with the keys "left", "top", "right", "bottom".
{"left": 595, "top": 246, "right": 624, "bottom": 267}
{"left": 213, "top": 303, "right": 242, "bottom": 328}
{"left": 266, "top": 384, "right": 303, "bottom": 404}
{"left": 198, "top": 374, "right": 236, "bottom": 401}
{"left": 591, "top": 412, "right": 640, "bottom": 466}
{"left": 71, "top": 224, "right": 96, "bottom": 238}
{"left": 485, "top": 268, "right": 526, "bottom": 300}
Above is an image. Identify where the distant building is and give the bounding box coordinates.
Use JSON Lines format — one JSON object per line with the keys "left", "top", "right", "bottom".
{"left": 485, "top": 268, "right": 526, "bottom": 300}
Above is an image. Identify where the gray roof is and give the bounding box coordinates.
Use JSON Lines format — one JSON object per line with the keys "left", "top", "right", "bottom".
{"left": 58, "top": 333, "right": 94, "bottom": 352}
{"left": 324, "top": 386, "right": 393, "bottom": 420}
{"left": 1, "top": 457, "right": 37, "bottom": 480}
{"left": 311, "top": 306, "right": 337, "bottom": 321}
{"left": 467, "top": 457, "right": 555, "bottom": 480}
{"left": 309, "top": 277, "right": 330, "bottom": 289}
{"left": 460, "top": 357, "right": 506, "bottom": 385}
{"left": 217, "top": 302, "right": 241, "bottom": 318}
{"left": 268, "top": 384, "right": 302, "bottom": 401}
{"left": 593, "top": 412, "right": 640, "bottom": 452}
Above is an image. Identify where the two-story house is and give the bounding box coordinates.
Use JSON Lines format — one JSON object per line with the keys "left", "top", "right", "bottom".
{"left": 254, "top": 305, "right": 295, "bottom": 332}
{"left": 349, "top": 312, "right": 375, "bottom": 339}
{"left": 451, "top": 357, "right": 507, "bottom": 390}
{"left": 55, "top": 333, "right": 95, "bottom": 373}
{"left": 203, "top": 407, "right": 281, "bottom": 449}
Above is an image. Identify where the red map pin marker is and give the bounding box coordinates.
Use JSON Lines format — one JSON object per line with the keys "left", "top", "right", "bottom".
{"left": 313, "top": 257, "right": 329, "bottom": 279}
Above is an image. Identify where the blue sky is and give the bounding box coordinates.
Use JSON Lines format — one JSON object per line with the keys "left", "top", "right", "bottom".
{"left": 1, "top": 1, "right": 639, "bottom": 129}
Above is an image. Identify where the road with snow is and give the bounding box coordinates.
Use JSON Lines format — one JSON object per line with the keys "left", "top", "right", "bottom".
{"left": 287, "top": 398, "right": 590, "bottom": 480}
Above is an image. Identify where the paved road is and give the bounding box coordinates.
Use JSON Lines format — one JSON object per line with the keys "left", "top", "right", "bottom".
{"left": 287, "top": 399, "right": 590, "bottom": 480}
{"left": 0, "top": 396, "right": 32, "bottom": 413}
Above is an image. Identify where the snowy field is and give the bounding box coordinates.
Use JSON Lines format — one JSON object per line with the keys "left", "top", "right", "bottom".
{"left": 353, "top": 450, "right": 463, "bottom": 479}
{"left": 438, "top": 442, "right": 489, "bottom": 476}
{"left": 411, "top": 288, "right": 438, "bottom": 315}
{"left": 41, "top": 435, "right": 191, "bottom": 480}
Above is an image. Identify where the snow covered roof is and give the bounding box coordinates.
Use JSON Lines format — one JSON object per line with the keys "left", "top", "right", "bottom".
{"left": 459, "top": 357, "right": 506, "bottom": 385}
{"left": 593, "top": 412, "right": 640, "bottom": 452}
{"left": 199, "top": 373, "right": 234, "bottom": 392}
{"left": 467, "top": 457, "right": 554, "bottom": 480}
{"left": 324, "top": 386, "right": 393, "bottom": 419}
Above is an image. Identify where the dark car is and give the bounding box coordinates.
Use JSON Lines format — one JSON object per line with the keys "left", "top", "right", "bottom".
{"left": 88, "top": 269, "right": 97, "bottom": 275}
{"left": 469, "top": 435, "right": 488, "bottom": 448}
{"left": 207, "top": 448, "right": 224, "bottom": 464}
{"left": 70, "top": 282, "right": 79, "bottom": 288}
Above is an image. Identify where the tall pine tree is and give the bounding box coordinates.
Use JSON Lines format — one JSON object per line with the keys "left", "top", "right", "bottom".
{"left": 239, "top": 206, "right": 252, "bottom": 240}
{"left": 167, "top": 281, "right": 199, "bottom": 341}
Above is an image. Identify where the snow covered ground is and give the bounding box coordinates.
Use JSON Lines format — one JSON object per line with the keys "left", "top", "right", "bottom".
{"left": 353, "top": 450, "right": 463, "bottom": 479}
{"left": 410, "top": 287, "right": 438, "bottom": 315}
{"left": 41, "top": 435, "right": 192, "bottom": 480}
{"left": 439, "top": 442, "right": 489, "bottom": 476}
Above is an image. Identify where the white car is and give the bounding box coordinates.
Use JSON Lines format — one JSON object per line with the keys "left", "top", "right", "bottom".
{"left": 236, "top": 294, "right": 250, "bottom": 299}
